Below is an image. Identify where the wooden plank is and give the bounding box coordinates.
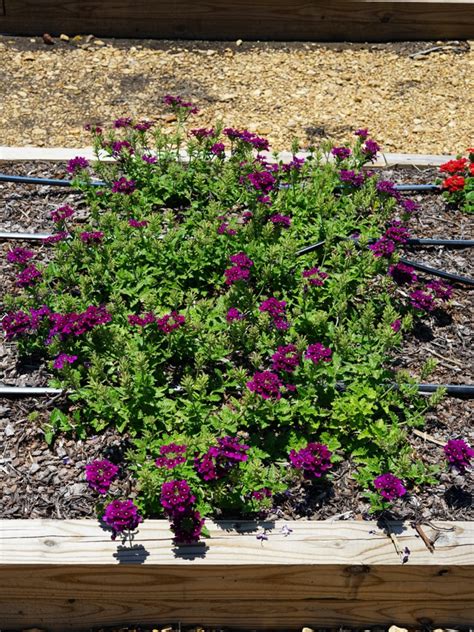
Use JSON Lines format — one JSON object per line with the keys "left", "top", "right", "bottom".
{"left": 0, "top": 145, "right": 455, "bottom": 167}
{"left": 1, "top": 0, "right": 474, "bottom": 41}
{"left": 0, "top": 520, "right": 473, "bottom": 629}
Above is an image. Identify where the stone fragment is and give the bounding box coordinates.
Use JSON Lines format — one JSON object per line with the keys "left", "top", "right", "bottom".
{"left": 60, "top": 34, "right": 70, "bottom": 41}
{"left": 42, "top": 33, "right": 55, "bottom": 45}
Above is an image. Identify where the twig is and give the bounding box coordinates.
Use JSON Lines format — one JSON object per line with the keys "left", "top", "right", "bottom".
{"left": 412, "top": 522, "right": 435, "bottom": 553}
{"left": 412, "top": 428, "right": 446, "bottom": 447}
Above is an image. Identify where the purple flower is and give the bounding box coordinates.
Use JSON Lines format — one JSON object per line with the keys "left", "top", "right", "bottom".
{"left": 190, "top": 127, "right": 215, "bottom": 140}
{"left": 426, "top": 279, "right": 453, "bottom": 301}
{"left": 289, "top": 443, "right": 333, "bottom": 479}
{"left": 46, "top": 305, "right": 112, "bottom": 342}
{"left": 271, "top": 344, "right": 300, "bottom": 373}
{"left": 339, "top": 169, "right": 365, "bottom": 188}
{"left": 169, "top": 509, "right": 205, "bottom": 544}
{"left": 142, "top": 153, "right": 157, "bottom": 164}
{"left": 259, "top": 297, "right": 289, "bottom": 330}
{"left": 67, "top": 156, "right": 89, "bottom": 174}
{"left": 354, "top": 128, "right": 369, "bottom": 139}
{"left": 210, "top": 142, "right": 226, "bottom": 157}
{"left": 444, "top": 439, "right": 474, "bottom": 473}
{"left": 133, "top": 120, "right": 154, "bottom": 132}
{"left": 229, "top": 252, "right": 254, "bottom": 268}
{"left": 80, "top": 231, "right": 104, "bottom": 243}
{"left": 247, "top": 371, "right": 283, "bottom": 400}
{"left": 226, "top": 307, "right": 244, "bottom": 322}
{"left": 113, "top": 117, "right": 133, "bottom": 128}
{"left": 84, "top": 124, "right": 103, "bottom": 134}
{"left": 103, "top": 499, "right": 142, "bottom": 539}
{"left": 281, "top": 157, "right": 305, "bottom": 172}
{"left": 85, "top": 458, "right": 119, "bottom": 494}
{"left": 373, "top": 473, "right": 406, "bottom": 501}
{"left": 376, "top": 180, "right": 399, "bottom": 199}
{"left": 111, "top": 177, "right": 136, "bottom": 195}
{"left": 51, "top": 205, "right": 74, "bottom": 223}
{"left": 155, "top": 443, "right": 187, "bottom": 469}
{"left": 128, "top": 312, "right": 156, "bottom": 327}
{"left": 111, "top": 140, "right": 134, "bottom": 156}
{"left": 53, "top": 353, "right": 78, "bottom": 370}
{"left": 331, "top": 146, "right": 351, "bottom": 160}
{"left": 42, "top": 231, "right": 69, "bottom": 244}
{"left": 7, "top": 247, "right": 35, "bottom": 265}
{"left": 384, "top": 221, "right": 409, "bottom": 243}
{"left": 16, "top": 265, "right": 42, "bottom": 287}
{"left": 305, "top": 343, "right": 332, "bottom": 364}
{"left": 368, "top": 238, "right": 395, "bottom": 258}
{"left": 160, "top": 480, "right": 196, "bottom": 514}
{"left": 410, "top": 289, "right": 435, "bottom": 312}
{"left": 156, "top": 312, "right": 185, "bottom": 334}
{"left": 163, "top": 95, "right": 198, "bottom": 114}
{"left": 388, "top": 263, "right": 418, "bottom": 285}
{"left": 128, "top": 218, "right": 149, "bottom": 228}
{"left": 217, "top": 222, "right": 237, "bottom": 236}
{"left": 362, "top": 139, "right": 380, "bottom": 159}
{"left": 269, "top": 214, "right": 291, "bottom": 228}
{"left": 224, "top": 265, "right": 251, "bottom": 285}
{"left": 302, "top": 267, "right": 328, "bottom": 287}
{"left": 246, "top": 170, "right": 276, "bottom": 195}
{"left": 252, "top": 488, "right": 272, "bottom": 500}
{"left": 390, "top": 319, "right": 402, "bottom": 333}
{"left": 400, "top": 198, "right": 420, "bottom": 213}
{"left": 195, "top": 436, "right": 250, "bottom": 482}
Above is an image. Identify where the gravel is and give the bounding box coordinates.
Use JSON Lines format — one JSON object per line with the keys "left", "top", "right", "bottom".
{"left": 0, "top": 162, "right": 472, "bottom": 522}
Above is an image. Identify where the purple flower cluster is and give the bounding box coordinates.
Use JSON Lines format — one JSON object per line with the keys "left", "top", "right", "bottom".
{"left": 7, "top": 247, "right": 35, "bottom": 265}
{"left": 43, "top": 231, "right": 69, "bottom": 245}
{"left": 368, "top": 237, "right": 396, "bottom": 258}
{"left": 113, "top": 117, "right": 133, "bottom": 128}
{"left": 305, "top": 343, "right": 332, "bottom": 364}
{"left": 388, "top": 262, "right": 418, "bottom": 285}
{"left": 110, "top": 140, "right": 134, "bottom": 156}
{"left": 160, "top": 480, "right": 204, "bottom": 544}
{"left": 302, "top": 267, "right": 328, "bottom": 287}
{"left": 111, "top": 177, "right": 136, "bottom": 194}
{"left": 195, "top": 436, "right": 250, "bottom": 481}
{"left": 190, "top": 127, "right": 215, "bottom": 140}
{"left": 444, "top": 439, "right": 474, "bottom": 473}
{"left": 47, "top": 305, "right": 112, "bottom": 342}
{"left": 400, "top": 198, "right": 419, "bottom": 214}
{"left": 251, "top": 488, "right": 272, "bottom": 501}
{"left": 16, "top": 265, "right": 42, "bottom": 287}
{"left": 85, "top": 458, "right": 119, "bottom": 494}
{"left": 155, "top": 443, "right": 187, "bottom": 469}
{"left": 133, "top": 120, "right": 154, "bottom": 132}
{"left": 210, "top": 142, "right": 225, "bottom": 157}
{"left": 246, "top": 170, "right": 276, "bottom": 195}
{"left": 259, "top": 297, "right": 289, "bottom": 330}
{"left": 373, "top": 473, "right": 406, "bottom": 501}
{"left": 271, "top": 344, "right": 300, "bottom": 373}
{"left": 223, "top": 128, "right": 269, "bottom": 151}
{"left": 269, "top": 214, "right": 291, "bottom": 228}
{"left": 289, "top": 443, "right": 333, "bottom": 479}
{"left": 156, "top": 312, "right": 186, "bottom": 334}
{"left": 2, "top": 305, "right": 50, "bottom": 340}
{"left": 331, "top": 146, "right": 351, "bottom": 160}
{"left": 376, "top": 180, "right": 399, "bottom": 199}
{"left": 128, "top": 218, "right": 149, "bottom": 228}
{"left": 142, "top": 154, "right": 157, "bottom": 164}
{"left": 390, "top": 319, "right": 402, "bottom": 333}
{"left": 247, "top": 370, "right": 283, "bottom": 400}
{"left": 226, "top": 307, "right": 244, "bottom": 322}
{"left": 224, "top": 252, "right": 254, "bottom": 286}
{"left": 361, "top": 139, "right": 381, "bottom": 160}
{"left": 409, "top": 289, "right": 435, "bottom": 312}
{"left": 80, "top": 231, "right": 104, "bottom": 244}
{"left": 163, "top": 95, "right": 198, "bottom": 114}
{"left": 217, "top": 222, "right": 237, "bottom": 236}
{"left": 280, "top": 157, "right": 305, "bottom": 173}
{"left": 51, "top": 205, "right": 74, "bottom": 223}
{"left": 67, "top": 156, "right": 89, "bottom": 174}
{"left": 426, "top": 279, "right": 453, "bottom": 301}
{"left": 339, "top": 169, "right": 365, "bottom": 188}
{"left": 354, "top": 128, "right": 369, "bottom": 139}
{"left": 103, "top": 499, "right": 143, "bottom": 540}
{"left": 128, "top": 312, "right": 156, "bottom": 327}
{"left": 384, "top": 221, "right": 409, "bottom": 244}
{"left": 53, "top": 353, "right": 78, "bottom": 370}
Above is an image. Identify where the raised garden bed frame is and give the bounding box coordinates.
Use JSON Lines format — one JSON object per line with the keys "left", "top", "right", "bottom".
{"left": 0, "top": 148, "right": 472, "bottom": 631}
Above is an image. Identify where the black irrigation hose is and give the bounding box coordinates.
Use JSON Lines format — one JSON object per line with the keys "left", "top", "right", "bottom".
{"left": 398, "top": 258, "right": 474, "bottom": 287}
{"left": 405, "top": 238, "right": 474, "bottom": 248}
{"left": 334, "top": 381, "right": 474, "bottom": 398}
{"left": 1, "top": 173, "right": 441, "bottom": 192}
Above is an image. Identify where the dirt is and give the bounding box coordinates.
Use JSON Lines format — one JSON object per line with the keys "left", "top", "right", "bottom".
{"left": 0, "top": 162, "right": 472, "bottom": 523}
{"left": 0, "top": 36, "right": 472, "bottom": 153}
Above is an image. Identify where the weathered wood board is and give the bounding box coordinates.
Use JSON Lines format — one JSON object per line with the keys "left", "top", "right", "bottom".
{"left": 1, "top": 0, "right": 474, "bottom": 41}
{"left": 0, "top": 519, "right": 473, "bottom": 630}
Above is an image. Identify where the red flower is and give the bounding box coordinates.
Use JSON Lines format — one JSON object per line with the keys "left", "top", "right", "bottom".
{"left": 442, "top": 175, "right": 465, "bottom": 192}
{"left": 469, "top": 163, "right": 474, "bottom": 176}
{"left": 439, "top": 158, "right": 467, "bottom": 175}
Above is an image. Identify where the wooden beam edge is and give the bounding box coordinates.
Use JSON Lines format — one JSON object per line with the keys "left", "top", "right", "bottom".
{"left": 0, "top": 145, "right": 455, "bottom": 167}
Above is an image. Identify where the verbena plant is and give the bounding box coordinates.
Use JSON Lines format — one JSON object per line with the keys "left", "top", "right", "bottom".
{"left": 5, "top": 101, "right": 456, "bottom": 542}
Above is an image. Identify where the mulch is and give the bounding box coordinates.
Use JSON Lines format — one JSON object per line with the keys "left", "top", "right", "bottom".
{"left": 0, "top": 162, "right": 472, "bottom": 523}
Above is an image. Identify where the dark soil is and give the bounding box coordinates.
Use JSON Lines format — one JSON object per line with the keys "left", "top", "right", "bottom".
{"left": 0, "top": 162, "right": 472, "bottom": 522}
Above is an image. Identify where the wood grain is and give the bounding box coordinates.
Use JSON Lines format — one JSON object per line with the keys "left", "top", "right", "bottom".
{"left": 0, "top": 520, "right": 473, "bottom": 629}
{"left": 1, "top": 1, "right": 474, "bottom": 41}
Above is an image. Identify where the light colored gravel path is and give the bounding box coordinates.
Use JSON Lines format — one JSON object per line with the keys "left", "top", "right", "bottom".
{"left": 0, "top": 36, "right": 472, "bottom": 153}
